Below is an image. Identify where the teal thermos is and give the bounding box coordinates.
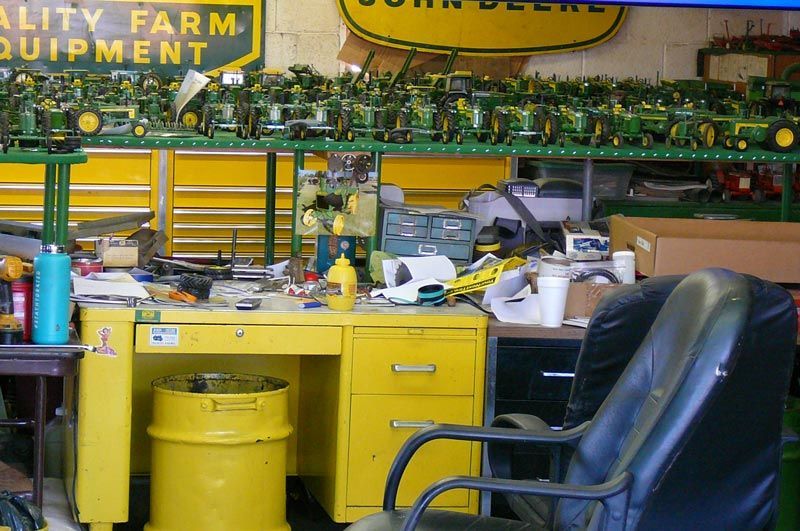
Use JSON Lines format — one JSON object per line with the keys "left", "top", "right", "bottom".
{"left": 32, "top": 245, "right": 71, "bottom": 345}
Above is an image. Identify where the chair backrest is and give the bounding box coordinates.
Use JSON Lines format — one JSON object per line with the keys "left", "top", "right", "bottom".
{"left": 563, "top": 276, "right": 683, "bottom": 430}
{"left": 556, "top": 269, "right": 797, "bottom": 530}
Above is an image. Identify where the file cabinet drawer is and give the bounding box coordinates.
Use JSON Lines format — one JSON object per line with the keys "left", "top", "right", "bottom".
{"left": 352, "top": 338, "right": 475, "bottom": 395}
{"left": 135, "top": 324, "right": 342, "bottom": 355}
{"left": 346, "top": 395, "right": 474, "bottom": 507}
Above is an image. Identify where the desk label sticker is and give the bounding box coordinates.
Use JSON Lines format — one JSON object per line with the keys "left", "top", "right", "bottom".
{"left": 636, "top": 236, "right": 651, "bottom": 253}
{"left": 150, "top": 327, "right": 179, "bottom": 347}
{"left": 96, "top": 326, "right": 118, "bottom": 357}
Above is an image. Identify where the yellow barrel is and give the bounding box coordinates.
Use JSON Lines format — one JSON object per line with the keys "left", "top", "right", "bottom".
{"left": 145, "top": 373, "right": 292, "bottom": 531}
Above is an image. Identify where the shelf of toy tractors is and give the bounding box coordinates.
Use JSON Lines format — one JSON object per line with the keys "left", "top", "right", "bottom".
{"left": 601, "top": 162, "right": 800, "bottom": 222}
{"left": 1, "top": 63, "right": 800, "bottom": 158}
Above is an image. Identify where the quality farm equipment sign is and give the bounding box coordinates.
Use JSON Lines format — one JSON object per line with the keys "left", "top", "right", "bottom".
{"left": 337, "top": 0, "right": 627, "bottom": 56}
{"left": 0, "top": 0, "right": 264, "bottom": 75}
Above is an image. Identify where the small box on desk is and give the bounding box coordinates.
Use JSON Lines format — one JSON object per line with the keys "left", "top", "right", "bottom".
{"left": 609, "top": 215, "right": 800, "bottom": 283}
{"left": 96, "top": 238, "right": 138, "bottom": 268}
{"left": 560, "top": 221, "right": 610, "bottom": 261}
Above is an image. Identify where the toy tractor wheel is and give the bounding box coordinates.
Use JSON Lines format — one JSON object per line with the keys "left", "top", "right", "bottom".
{"left": 543, "top": 114, "right": 560, "bottom": 145}
{"left": 75, "top": 109, "right": 103, "bottom": 136}
{"left": 698, "top": 120, "right": 718, "bottom": 148}
{"left": 337, "top": 109, "right": 352, "bottom": 139}
{"left": 0, "top": 112, "right": 10, "bottom": 153}
{"left": 735, "top": 138, "right": 748, "bottom": 152}
{"left": 249, "top": 108, "right": 262, "bottom": 139}
{"left": 489, "top": 130, "right": 498, "bottom": 146}
{"left": 376, "top": 109, "right": 387, "bottom": 130}
{"left": 691, "top": 138, "right": 700, "bottom": 151}
{"left": 41, "top": 111, "right": 53, "bottom": 137}
{"left": 667, "top": 120, "right": 686, "bottom": 147}
{"left": 431, "top": 111, "right": 443, "bottom": 141}
{"left": 455, "top": 131, "right": 464, "bottom": 145}
{"left": 299, "top": 126, "right": 308, "bottom": 140}
{"left": 132, "top": 122, "right": 148, "bottom": 138}
{"left": 591, "top": 116, "right": 611, "bottom": 145}
{"left": 490, "top": 110, "right": 507, "bottom": 145}
{"left": 764, "top": 119, "right": 799, "bottom": 153}
{"left": 612, "top": 133, "right": 624, "bottom": 148}
{"left": 346, "top": 128, "right": 355, "bottom": 142}
{"left": 235, "top": 103, "right": 250, "bottom": 139}
{"left": 665, "top": 135, "right": 673, "bottom": 149}
{"left": 140, "top": 72, "right": 163, "bottom": 92}
{"left": 477, "top": 132, "right": 488, "bottom": 143}
{"left": 441, "top": 112, "right": 454, "bottom": 144}
{"left": 642, "top": 133, "right": 654, "bottom": 149}
{"left": 181, "top": 111, "right": 199, "bottom": 129}
{"left": 405, "top": 130, "right": 414, "bottom": 144}
{"left": 505, "top": 132, "right": 513, "bottom": 146}
{"left": 396, "top": 110, "right": 409, "bottom": 129}
{"left": 383, "top": 129, "right": 391, "bottom": 142}
{"left": 723, "top": 134, "right": 734, "bottom": 149}
{"left": 301, "top": 209, "right": 317, "bottom": 227}
{"left": 722, "top": 189, "right": 731, "bottom": 202}
{"left": 558, "top": 132, "right": 566, "bottom": 148}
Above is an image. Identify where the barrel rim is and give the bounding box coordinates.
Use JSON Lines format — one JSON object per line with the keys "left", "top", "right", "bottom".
{"left": 151, "top": 372, "right": 290, "bottom": 397}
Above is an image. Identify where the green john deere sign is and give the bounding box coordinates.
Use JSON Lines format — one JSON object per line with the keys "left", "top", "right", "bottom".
{"left": 0, "top": 0, "right": 264, "bottom": 75}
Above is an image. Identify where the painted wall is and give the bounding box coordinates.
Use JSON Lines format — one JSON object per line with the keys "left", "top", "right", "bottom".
{"left": 264, "top": 3, "right": 800, "bottom": 80}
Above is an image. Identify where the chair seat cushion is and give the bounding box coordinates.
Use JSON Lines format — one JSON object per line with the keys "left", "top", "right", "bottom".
{"left": 346, "top": 509, "right": 539, "bottom": 531}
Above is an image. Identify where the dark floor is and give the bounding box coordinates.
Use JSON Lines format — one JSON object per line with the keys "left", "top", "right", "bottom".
{"left": 115, "top": 476, "right": 348, "bottom": 531}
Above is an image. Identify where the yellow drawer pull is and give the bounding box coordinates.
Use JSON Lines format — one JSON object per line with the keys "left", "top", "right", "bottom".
{"left": 390, "top": 420, "right": 434, "bottom": 429}
{"left": 200, "top": 398, "right": 263, "bottom": 412}
{"left": 391, "top": 364, "right": 437, "bottom": 373}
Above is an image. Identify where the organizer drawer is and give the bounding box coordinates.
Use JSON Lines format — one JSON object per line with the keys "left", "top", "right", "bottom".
{"left": 346, "top": 395, "right": 474, "bottom": 507}
{"left": 431, "top": 216, "right": 474, "bottom": 231}
{"left": 352, "top": 337, "right": 476, "bottom": 395}
{"left": 383, "top": 238, "right": 472, "bottom": 262}
{"left": 135, "top": 324, "right": 342, "bottom": 355}
{"left": 385, "top": 224, "right": 428, "bottom": 239}
{"left": 385, "top": 212, "right": 429, "bottom": 227}
{"left": 430, "top": 227, "right": 472, "bottom": 242}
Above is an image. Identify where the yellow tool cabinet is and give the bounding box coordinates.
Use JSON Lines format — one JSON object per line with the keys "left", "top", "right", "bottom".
{"left": 67, "top": 302, "right": 487, "bottom": 529}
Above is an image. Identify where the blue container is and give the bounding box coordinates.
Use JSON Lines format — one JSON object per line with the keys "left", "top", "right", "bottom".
{"left": 32, "top": 247, "right": 71, "bottom": 345}
{"left": 316, "top": 235, "right": 356, "bottom": 274}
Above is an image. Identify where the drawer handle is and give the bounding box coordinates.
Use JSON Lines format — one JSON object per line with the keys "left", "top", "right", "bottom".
{"left": 391, "top": 364, "right": 437, "bottom": 373}
{"left": 442, "top": 219, "right": 462, "bottom": 229}
{"left": 400, "top": 216, "right": 417, "bottom": 226}
{"left": 442, "top": 230, "right": 460, "bottom": 240}
{"left": 541, "top": 371, "right": 575, "bottom": 378}
{"left": 201, "top": 398, "right": 262, "bottom": 412}
{"left": 400, "top": 229, "right": 416, "bottom": 237}
{"left": 390, "top": 420, "right": 434, "bottom": 429}
{"left": 418, "top": 244, "right": 438, "bottom": 256}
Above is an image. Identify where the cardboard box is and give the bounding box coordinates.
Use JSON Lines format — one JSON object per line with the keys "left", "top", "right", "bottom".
{"left": 96, "top": 238, "right": 139, "bottom": 268}
{"left": 609, "top": 215, "right": 800, "bottom": 283}
{"left": 565, "top": 282, "right": 623, "bottom": 318}
{"left": 560, "top": 220, "right": 609, "bottom": 261}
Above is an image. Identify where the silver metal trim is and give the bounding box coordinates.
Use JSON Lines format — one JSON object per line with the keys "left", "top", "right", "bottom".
{"left": 541, "top": 372, "right": 575, "bottom": 378}
{"left": 391, "top": 364, "right": 436, "bottom": 373}
{"left": 389, "top": 420, "right": 434, "bottom": 429}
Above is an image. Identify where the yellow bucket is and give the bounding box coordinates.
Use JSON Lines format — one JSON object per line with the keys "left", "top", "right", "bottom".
{"left": 145, "top": 373, "right": 292, "bottom": 531}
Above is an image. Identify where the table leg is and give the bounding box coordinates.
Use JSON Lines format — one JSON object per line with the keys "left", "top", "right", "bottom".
{"left": 33, "top": 376, "right": 46, "bottom": 507}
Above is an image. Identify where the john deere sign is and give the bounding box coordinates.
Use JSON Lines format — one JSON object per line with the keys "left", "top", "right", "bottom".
{"left": 337, "top": 1, "right": 627, "bottom": 55}
{"left": 0, "top": 0, "right": 264, "bottom": 75}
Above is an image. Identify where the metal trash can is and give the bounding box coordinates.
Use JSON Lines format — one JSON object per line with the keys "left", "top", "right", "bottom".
{"left": 145, "top": 373, "right": 292, "bottom": 531}
{"left": 778, "top": 396, "right": 800, "bottom": 531}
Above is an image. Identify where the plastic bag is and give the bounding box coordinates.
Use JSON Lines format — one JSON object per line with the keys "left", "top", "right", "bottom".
{"left": 0, "top": 491, "right": 47, "bottom": 530}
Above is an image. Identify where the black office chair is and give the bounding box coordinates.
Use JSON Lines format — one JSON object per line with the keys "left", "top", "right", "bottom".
{"left": 346, "top": 269, "right": 798, "bottom": 531}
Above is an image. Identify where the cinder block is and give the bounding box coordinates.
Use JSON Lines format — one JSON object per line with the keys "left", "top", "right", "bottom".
{"left": 265, "top": 33, "right": 299, "bottom": 71}
{"left": 664, "top": 42, "right": 708, "bottom": 80}
{"left": 618, "top": 7, "right": 707, "bottom": 44}
{"left": 275, "top": 0, "right": 342, "bottom": 33}
{"left": 264, "top": 0, "right": 277, "bottom": 32}
{"left": 295, "top": 33, "right": 342, "bottom": 76}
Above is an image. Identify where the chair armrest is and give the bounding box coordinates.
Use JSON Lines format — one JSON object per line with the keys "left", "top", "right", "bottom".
{"left": 400, "top": 472, "right": 633, "bottom": 531}
{"left": 783, "top": 426, "right": 799, "bottom": 446}
{"left": 382, "top": 422, "right": 590, "bottom": 511}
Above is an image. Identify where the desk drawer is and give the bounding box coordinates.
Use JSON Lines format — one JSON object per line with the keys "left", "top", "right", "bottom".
{"left": 135, "top": 325, "right": 342, "bottom": 355}
{"left": 347, "top": 395, "right": 473, "bottom": 507}
{"left": 352, "top": 338, "right": 475, "bottom": 395}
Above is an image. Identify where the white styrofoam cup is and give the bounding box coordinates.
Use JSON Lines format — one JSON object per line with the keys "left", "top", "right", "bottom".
{"left": 537, "top": 276, "right": 570, "bottom": 327}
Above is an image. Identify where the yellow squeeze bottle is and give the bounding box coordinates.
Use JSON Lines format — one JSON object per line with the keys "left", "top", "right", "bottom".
{"left": 326, "top": 254, "right": 357, "bottom": 311}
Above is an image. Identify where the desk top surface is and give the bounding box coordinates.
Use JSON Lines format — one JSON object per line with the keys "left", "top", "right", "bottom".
{"left": 488, "top": 318, "right": 586, "bottom": 340}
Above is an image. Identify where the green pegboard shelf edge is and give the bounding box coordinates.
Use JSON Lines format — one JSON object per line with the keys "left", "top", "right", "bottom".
{"left": 81, "top": 134, "right": 800, "bottom": 163}
{"left": 0, "top": 148, "right": 88, "bottom": 165}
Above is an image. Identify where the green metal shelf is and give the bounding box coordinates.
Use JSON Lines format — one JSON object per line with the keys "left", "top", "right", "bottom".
{"left": 81, "top": 133, "right": 800, "bottom": 163}
{"left": 602, "top": 199, "right": 800, "bottom": 222}
{"left": 0, "top": 148, "right": 88, "bottom": 165}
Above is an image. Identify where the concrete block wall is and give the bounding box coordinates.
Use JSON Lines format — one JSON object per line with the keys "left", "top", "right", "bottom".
{"left": 264, "top": 4, "right": 800, "bottom": 80}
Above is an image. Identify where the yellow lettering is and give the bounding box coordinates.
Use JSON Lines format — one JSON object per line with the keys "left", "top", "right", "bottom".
{"left": 96, "top": 39, "right": 123, "bottom": 63}
{"left": 42, "top": 7, "right": 49, "bottom": 30}
{"left": 133, "top": 40, "right": 151, "bottom": 64}
{"left": 0, "top": 38, "right": 12, "bottom": 61}
{"left": 187, "top": 41, "right": 207, "bottom": 64}
{"left": 150, "top": 11, "right": 174, "bottom": 34}
{"left": 131, "top": 10, "right": 148, "bottom": 33}
{"left": 209, "top": 13, "right": 235, "bottom": 36}
{"left": 20, "top": 37, "right": 40, "bottom": 61}
{"left": 50, "top": 38, "right": 58, "bottom": 61}
{"left": 68, "top": 39, "right": 89, "bottom": 61}
{"left": 180, "top": 11, "right": 201, "bottom": 35}
{"left": 19, "top": 7, "right": 35, "bottom": 30}
{"left": 0, "top": 7, "right": 8, "bottom": 30}
{"left": 82, "top": 8, "right": 103, "bottom": 32}
{"left": 56, "top": 8, "right": 77, "bottom": 31}
{"left": 160, "top": 41, "right": 180, "bottom": 64}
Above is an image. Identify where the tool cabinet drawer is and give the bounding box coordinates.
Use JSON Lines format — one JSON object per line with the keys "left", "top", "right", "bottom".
{"left": 429, "top": 227, "right": 472, "bottom": 242}
{"left": 382, "top": 238, "right": 472, "bottom": 262}
{"left": 430, "top": 217, "right": 474, "bottom": 231}
{"left": 346, "top": 395, "right": 474, "bottom": 507}
{"left": 384, "top": 224, "right": 428, "bottom": 239}
{"left": 385, "top": 212, "right": 428, "bottom": 227}
{"left": 135, "top": 324, "right": 342, "bottom": 355}
{"left": 352, "top": 338, "right": 476, "bottom": 395}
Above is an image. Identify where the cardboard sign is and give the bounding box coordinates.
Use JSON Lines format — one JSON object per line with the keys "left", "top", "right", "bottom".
{"left": 336, "top": 0, "right": 627, "bottom": 56}
{"left": 0, "top": 0, "right": 264, "bottom": 75}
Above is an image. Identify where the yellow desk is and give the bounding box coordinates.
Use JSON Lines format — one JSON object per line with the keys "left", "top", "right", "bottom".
{"left": 66, "top": 300, "right": 487, "bottom": 529}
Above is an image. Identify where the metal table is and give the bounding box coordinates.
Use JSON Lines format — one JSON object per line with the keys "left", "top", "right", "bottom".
{"left": 0, "top": 338, "right": 88, "bottom": 507}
